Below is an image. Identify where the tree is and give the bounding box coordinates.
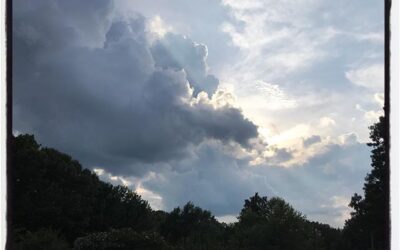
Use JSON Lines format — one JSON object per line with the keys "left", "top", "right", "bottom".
{"left": 9, "top": 135, "right": 101, "bottom": 242}
{"left": 343, "top": 116, "right": 389, "bottom": 250}
{"left": 234, "top": 194, "right": 312, "bottom": 250}
{"left": 307, "top": 222, "right": 343, "bottom": 250}
{"left": 160, "top": 202, "right": 224, "bottom": 249}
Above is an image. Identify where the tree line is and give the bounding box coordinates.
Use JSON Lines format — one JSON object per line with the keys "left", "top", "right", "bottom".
{"left": 7, "top": 116, "right": 389, "bottom": 249}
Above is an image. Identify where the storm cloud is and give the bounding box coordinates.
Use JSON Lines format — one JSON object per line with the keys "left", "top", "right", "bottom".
{"left": 13, "top": 0, "right": 258, "bottom": 175}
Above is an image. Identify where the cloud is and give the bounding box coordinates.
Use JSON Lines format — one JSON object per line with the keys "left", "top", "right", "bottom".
{"left": 374, "top": 93, "right": 384, "bottom": 106}
{"left": 135, "top": 139, "right": 370, "bottom": 227}
{"left": 352, "top": 32, "right": 384, "bottom": 44}
{"left": 355, "top": 104, "right": 384, "bottom": 124}
{"left": 215, "top": 0, "right": 383, "bottom": 158}
{"left": 13, "top": 0, "right": 115, "bottom": 49}
{"left": 147, "top": 15, "right": 173, "bottom": 38}
{"left": 345, "top": 64, "right": 384, "bottom": 90}
{"left": 76, "top": 134, "right": 363, "bottom": 226}
{"left": 94, "top": 168, "right": 164, "bottom": 210}
{"left": 239, "top": 81, "right": 297, "bottom": 111}
{"left": 151, "top": 33, "right": 219, "bottom": 95}
{"left": 221, "top": 0, "right": 264, "bottom": 11}
{"left": 140, "top": 141, "right": 262, "bottom": 215}
{"left": 13, "top": 0, "right": 258, "bottom": 176}
{"left": 315, "top": 196, "right": 352, "bottom": 227}
{"left": 338, "top": 133, "right": 359, "bottom": 145}
{"left": 303, "top": 135, "right": 322, "bottom": 147}
{"left": 220, "top": 0, "right": 333, "bottom": 79}
{"left": 115, "top": 0, "right": 239, "bottom": 75}
{"left": 215, "top": 215, "right": 238, "bottom": 224}
{"left": 364, "top": 110, "right": 384, "bottom": 123}
{"left": 94, "top": 168, "right": 132, "bottom": 187}
{"left": 319, "top": 117, "right": 336, "bottom": 127}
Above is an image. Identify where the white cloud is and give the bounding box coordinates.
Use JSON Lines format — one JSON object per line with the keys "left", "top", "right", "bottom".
{"left": 364, "top": 110, "right": 383, "bottom": 122}
{"left": 147, "top": 15, "right": 173, "bottom": 38}
{"left": 239, "top": 80, "right": 297, "bottom": 111}
{"left": 221, "top": 0, "right": 264, "bottom": 10}
{"left": 94, "top": 168, "right": 165, "bottom": 210}
{"left": 346, "top": 64, "right": 384, "bottom": 90}
{"left": 220, "top": 0, "right": 332, "bottom": 80}
{"left": 217, "top": 0, "right": 383, "bottom": 155}
{"left": 355, "top": 103, "right": 384, "bottom": 123}
{"left": 353, "top": 32, "right": 384, "bottom": 43}
{"left": 374, "top": 93, "right": 384, "bottom": 106}
{"left": 319, "top": 117, "right": 336, "bottom": 127}
{"left": 135, "top": 183, "right": 164, "bottom": 210}
{"left": 215, "top": 214, "right": 238, "bottom": 224}
{"left": 94, "top": 167, "right": 132, "bottom": 186}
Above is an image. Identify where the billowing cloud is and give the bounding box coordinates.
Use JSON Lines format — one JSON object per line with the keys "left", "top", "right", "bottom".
{"left": 151, "top": 33, "right": 219, "bottom": 95}
{"left": 13, "top": 0, "right": 258, "bottom": 176}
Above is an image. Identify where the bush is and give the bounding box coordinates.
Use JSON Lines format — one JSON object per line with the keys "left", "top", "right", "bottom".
{"left": 13, "top": 228, "right": 70, "bottom": 250}
{"left": 73, "top": 228, "right": 173, "bottom": 250}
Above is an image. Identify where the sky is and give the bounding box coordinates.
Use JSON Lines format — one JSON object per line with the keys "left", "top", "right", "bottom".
{"left": 12, "top": 0, "right": 384, "bottom": 228}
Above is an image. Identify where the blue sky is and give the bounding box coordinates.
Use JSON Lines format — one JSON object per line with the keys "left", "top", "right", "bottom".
{"left": 13, "top": 0, "right": 383, "bottom": 228}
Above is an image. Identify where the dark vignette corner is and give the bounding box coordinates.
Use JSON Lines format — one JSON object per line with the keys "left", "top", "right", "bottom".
{"left": 384, "top": 0, "right": 391, "bottom": 249}
{"left": 6, "top": 0, "right": 12, "bottom": 248}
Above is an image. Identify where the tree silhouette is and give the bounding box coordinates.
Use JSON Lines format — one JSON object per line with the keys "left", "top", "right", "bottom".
{"left": 343, "top": 115, "right": 389, "bottom": 250}
{"left": 160, "top": 202, "right": 225, "bottom": 249}
{"left": 9, "top": 135, "right": 154, "bottom": 246}
{"left": 234, "top": 193, "right": 315, "bottom": 250}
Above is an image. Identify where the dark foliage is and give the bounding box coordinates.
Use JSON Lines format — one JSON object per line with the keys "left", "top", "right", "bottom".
{"left": 231, "top": 194, "right": 341, "bottom": 250}
{"left": 9, "top": 134, "right": 154, "bottom": 246}
{"left": 12, "top": 228, "right": 69, "bottom": 250}
{"left": 73, "top": 229, "right": 172, "bottom": 250}
{"left": 160, "top": 202, "right": 226, "bottom": 249}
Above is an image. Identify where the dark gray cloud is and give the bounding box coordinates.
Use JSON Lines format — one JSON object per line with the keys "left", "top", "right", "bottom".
{"left": 13, "top": 0, "right": 258, "bottom": 176}
{"left": 303, "top": 135, "right": 322, "bottom": 147}
{"left": 274, "top": 148, "right": 294, "bottom": 162}
{"left": 12, "top": 0, "right": 114, "bottom": 50}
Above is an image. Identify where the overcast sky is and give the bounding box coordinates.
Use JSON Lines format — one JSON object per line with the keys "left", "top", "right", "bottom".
{"left": 13, "top": 0, "right": 383, "bottom": 228}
